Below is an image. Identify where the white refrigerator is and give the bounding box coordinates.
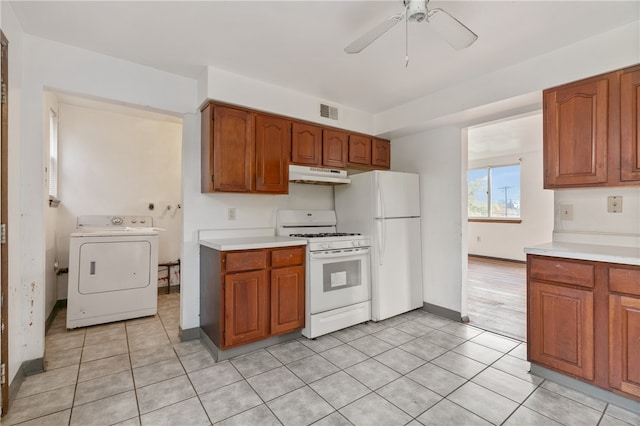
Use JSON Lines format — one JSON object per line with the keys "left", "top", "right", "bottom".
{"left": 335, "top": 170, "right": 423, "bottom": 321}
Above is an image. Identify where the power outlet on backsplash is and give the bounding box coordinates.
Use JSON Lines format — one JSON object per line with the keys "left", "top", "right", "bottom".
{"left": 607, "top": 196, "right": 623, "bottom": 213}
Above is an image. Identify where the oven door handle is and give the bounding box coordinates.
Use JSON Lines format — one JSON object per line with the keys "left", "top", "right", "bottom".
{"left": 310, "top": 248, "right": 370, "bottom": 260}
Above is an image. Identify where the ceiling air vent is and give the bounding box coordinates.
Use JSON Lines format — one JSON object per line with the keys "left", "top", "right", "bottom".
{"left": 320, "top": 103, "right": 338, "bottom": 120}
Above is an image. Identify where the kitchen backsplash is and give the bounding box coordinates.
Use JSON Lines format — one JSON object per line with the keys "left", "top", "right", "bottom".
{"left": 554, "top": 186, "right": 640, "bottom": 247}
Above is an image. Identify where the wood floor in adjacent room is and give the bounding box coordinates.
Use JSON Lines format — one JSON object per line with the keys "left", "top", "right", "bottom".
{"left": 467, "top": 255, "right": 527, "bottom": 342}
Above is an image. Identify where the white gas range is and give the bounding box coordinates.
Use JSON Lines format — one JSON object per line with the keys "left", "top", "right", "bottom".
{"left": 277, "top": 210, "right": 372, "bottom": 338}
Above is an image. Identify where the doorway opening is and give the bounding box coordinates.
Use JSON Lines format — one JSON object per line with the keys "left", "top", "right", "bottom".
{"left": 41, "top": 92, "right": 183, "bottom": 353}
{"left": 464, "top": 112, "right": 553, "bottom": 342}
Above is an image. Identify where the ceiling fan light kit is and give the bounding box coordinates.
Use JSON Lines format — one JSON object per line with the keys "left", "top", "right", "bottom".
{"left": 344, "top": 0, "right": 477, "bottom": 55}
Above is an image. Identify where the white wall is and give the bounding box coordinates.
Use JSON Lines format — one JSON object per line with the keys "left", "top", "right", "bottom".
{"left": 54, "top": 100, "right": 183, "bottom": 299}
{"left": 554, "top": 187, "right": 640, "bottom": 240}
{"left": 202, "top": 67, "right": 373, "bottom": 135}
{"left": 2, "top": 1, "right": 26, "bottom": 389}
{"left": 392, "top": 126, "right": 465, "bottom": 315}
{"left": 467, "top": 118, "right": 554, "bottom": 261}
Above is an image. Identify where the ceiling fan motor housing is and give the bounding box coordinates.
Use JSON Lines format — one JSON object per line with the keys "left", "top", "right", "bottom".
{"left": 404, "top": 0, "right": 427, "bottom": 22}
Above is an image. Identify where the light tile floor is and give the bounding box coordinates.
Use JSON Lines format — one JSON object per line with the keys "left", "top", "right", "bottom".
{"left": 4, "top": 292, "right": 640, "bottom": 426}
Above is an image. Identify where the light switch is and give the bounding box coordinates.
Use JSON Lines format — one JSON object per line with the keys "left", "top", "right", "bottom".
{"left": 607, "top": 196, "right": 622, "bottom": 213}
{"left": 560, "top": 204, "right": 573, "bottom": 220}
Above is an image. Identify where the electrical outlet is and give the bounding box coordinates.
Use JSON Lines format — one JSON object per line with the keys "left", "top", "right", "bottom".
{"left": 560, "top": 204, "right": 573, "bottom": 220}
{"left": 608, "top": 196, "right": 622, "bottom": 213}
{"left": 228, "top": 207, "right": 236, "bottom": 221}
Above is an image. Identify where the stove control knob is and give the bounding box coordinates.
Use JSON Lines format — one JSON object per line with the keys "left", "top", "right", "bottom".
{"left": 323, "top": 242, "right": 333, "bottom": 250}
{"left": 352, "top": 240, "right": 360, "bottom": 247}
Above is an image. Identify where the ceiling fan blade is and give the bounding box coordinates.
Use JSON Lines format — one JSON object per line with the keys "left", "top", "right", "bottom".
{"left": 427, "top": 8, "right": 478, "bottom": 50}
{"left": 344, "top": 13, "right": 404, "bottom": 54}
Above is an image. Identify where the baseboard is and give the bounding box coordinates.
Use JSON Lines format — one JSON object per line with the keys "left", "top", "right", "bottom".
{"left": 179, "top": 326, "right": 200, "bottom": 341}
{"left": 157, "top": 285, "right": 180, "bottom": 295}
{"left": 8, "top": 363, "right": 25, "bottom": 408}
{"left": 423, "top": 302, "right": 462, "bottom": 322}
{"left": 531, "top": 364, "right": 640, "bottom": 415}
{"left": 200, "top": 328, "right": 301, "bottom": 362}
{"left": 22, "top": 358, "right": 44, "bottom": 376}
{"left": 8, "top": 357, "right": 45, "bottom": 407}
{"left": 468, "top": 254, "right": 526, "bottom": 264}
{"left": 45, "top": 300, "right": 67, "bottom": 334}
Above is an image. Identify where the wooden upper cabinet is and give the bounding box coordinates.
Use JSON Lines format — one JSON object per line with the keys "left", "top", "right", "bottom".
{"left": 543, "top": 73, "right": 611, "bottom": 188}
{"left": 372, "top": 138, "right": 391, "bottom": 169}
{"left": 348, "top": 134, "right": 371, "bottom": 166}
{"left": 323, "top": 129, "right": 348, "bottom": 168}
{"left": 620, "top": 66, "right": 640, "bottom": 182}
{"left": 255, "top": 114, "right": 290, "bottom": 193}
{"left": 291, "top": 122, "right": 322, "bottom": 166}
{"left": 201, "top": 102, "right": 291, "bottom": 194}
{"left": 543, "top": 64, "right": 640, "bottom": 188}
{"left": 202, "top": 104, "right": 254, "bottom": 192}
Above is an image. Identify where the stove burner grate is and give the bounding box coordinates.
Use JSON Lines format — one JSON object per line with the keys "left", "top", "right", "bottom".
{"left": 290, "top": 232, "right": 361, "bottom": 238}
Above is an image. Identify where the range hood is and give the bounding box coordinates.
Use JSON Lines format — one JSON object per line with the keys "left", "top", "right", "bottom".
{"left": 289, "top": 165, "right": 351, "bottom": 185}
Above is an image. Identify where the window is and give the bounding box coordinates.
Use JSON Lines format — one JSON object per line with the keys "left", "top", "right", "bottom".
{"left": 48, "top": 109, "right": 59, "bottom": 201}
{"left": 468, "top": 164, "right": 521, "bottom": 219}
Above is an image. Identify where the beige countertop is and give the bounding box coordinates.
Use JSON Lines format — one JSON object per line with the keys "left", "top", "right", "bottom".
{"left": 199, "top": 236, "right": 307, "bottom": 251}
{"left": 524, "top": 241, "right": 640, "bottom": 266}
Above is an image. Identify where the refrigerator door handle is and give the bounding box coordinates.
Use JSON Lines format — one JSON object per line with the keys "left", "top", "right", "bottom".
{"left": 377, "top": 219, "right": 386, "bottom": 266}
{"left": 376, "top": 182, "right": 386, "bottom": 219}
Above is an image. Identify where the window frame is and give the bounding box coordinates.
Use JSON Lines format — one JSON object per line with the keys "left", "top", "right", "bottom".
{"left": 467, "top": 163, "right": 522, "bottom": 223}
{"left": 48, "top": 108, "right": 60, "bottom": 206}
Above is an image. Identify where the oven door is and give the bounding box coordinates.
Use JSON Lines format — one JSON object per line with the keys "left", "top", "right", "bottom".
{"left": 309, "top": 247, "right": 370, "bottom": 314}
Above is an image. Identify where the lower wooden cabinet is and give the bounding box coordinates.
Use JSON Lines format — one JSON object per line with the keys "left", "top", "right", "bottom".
{"left": 224, "top": 270, "right": 268, "bottom": 347}
{"left": 527, "top": 255, "right": 640, "bottom": 402}
{"left": 271, "top": 266, "right": 305, "bottom": 335}
{"left": 200, "top": 245, "right": 305, "bottom": 350}
{"left": 608, "top": 264, "right": 640, "bottom": 398}
{"left": 609, "top": 294, "right": 640, "bottom": 398}
{"left": 528, "top": 279, "right": 594, "bottom": 380}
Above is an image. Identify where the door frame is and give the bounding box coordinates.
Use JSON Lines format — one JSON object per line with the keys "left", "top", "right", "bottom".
{"left": 1, "top": 29, "right": 9, "bottom": 416}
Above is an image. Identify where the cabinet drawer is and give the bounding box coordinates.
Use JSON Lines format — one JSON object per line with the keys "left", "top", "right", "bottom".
{"left": 529, "top": 256, "right": 595, "bottom": 288}
{"left": 609, "top": 266, "right": 640, "bottom": 296}
{"left": 224, "top": 251, "right": 268, "bottom": 273}
{"left": 271, "top": 247, "right": 305, "bottom": 268}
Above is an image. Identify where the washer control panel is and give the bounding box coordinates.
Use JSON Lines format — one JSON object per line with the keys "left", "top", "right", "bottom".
{"left": 77, "top": 215, "right": 154, "bottom": 229}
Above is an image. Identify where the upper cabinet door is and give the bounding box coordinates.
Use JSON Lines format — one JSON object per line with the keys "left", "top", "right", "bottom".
{"left": 212, "top": 105, "right": 254, "bottom": 192}
{"left": 372, "top": 138, "right": 391, "bottom": 169}
{"left": 291, "top": 122, "right": 322, "bottom": 166}
{"left": 620, "top": 67, "right": 640, "bottom": 182}
{"left": 255, "top": 114, "right": 290, "bottom": 193}
{"left": 543, "top": 74, "right": 612, "bottom": 188}
{"left": 348, "top": 134, "right": 371, "bottom": 166}
{"left": 323, "top": 129, "right": 348, "bottom": 169}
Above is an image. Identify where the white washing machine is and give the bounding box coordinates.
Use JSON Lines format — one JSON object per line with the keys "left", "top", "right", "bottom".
{"left": 67, "top": 215, "right": 159, "bottom": 329}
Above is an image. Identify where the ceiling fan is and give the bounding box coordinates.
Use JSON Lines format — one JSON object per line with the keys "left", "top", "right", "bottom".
{"left": 344, "top": 0, "right": 478, "bottom": 54}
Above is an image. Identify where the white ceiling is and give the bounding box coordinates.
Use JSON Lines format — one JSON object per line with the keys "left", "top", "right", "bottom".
{"left": 467, "top": 112, "right": 542, "bottom": 162}
{"left": 9, "top": 1, "right": 640, "bottom": 115}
